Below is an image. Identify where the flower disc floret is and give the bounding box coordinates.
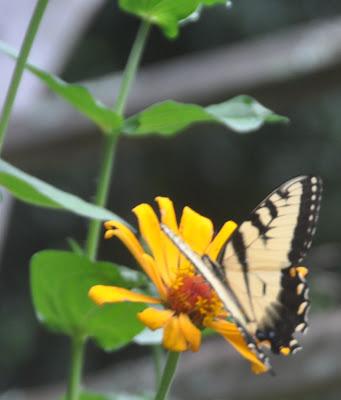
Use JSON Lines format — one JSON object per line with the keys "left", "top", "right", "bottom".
{"left": 167, "top": 267, "right": 225, "bottom": 326}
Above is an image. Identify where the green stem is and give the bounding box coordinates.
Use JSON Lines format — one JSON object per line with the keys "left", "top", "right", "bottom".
{"left": 152, "top": 345, "right": 164, "bottom": 387}
{"left": 154, "top": 352, "right": 181, "bottom": 400}
{"left": 113, "top": 21, "right": 151, "bottom": 114}
{"left": 0, "top": 0, "right": 49, "bottom": 153}
{"left": 85, "top": 21, "right": 151, "bottom": 260}
{"left": 67, "top": 336, "right": 85, "bottom": 400}
{"left": 84, "top": 134, "right": 118, "bottom": 259}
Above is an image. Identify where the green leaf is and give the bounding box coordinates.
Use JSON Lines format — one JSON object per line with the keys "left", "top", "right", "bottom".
{"left": 0, "top": 41, "right": 122, "bottom": 133}
{"left": 0, "top": 159, "right": 128, "bottom": 223}
{"left": 31, "top": 250, "right": 147, "bottom": 350}
{"left": 201, "top": 0, "right": 230, "bottom": 5}
{"left": 119, "top": 0, "right": 201, "bottom": 38}
{"left": 123, "top": 96, "right": 289, "bottom": 136}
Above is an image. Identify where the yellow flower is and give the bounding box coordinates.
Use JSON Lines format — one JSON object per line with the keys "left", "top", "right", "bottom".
{"left": 89, "top": 197, "right": 268, "bottom": 374}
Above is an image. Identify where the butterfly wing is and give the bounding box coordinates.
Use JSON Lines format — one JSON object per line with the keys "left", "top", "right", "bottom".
{"left": 218, "top": 175, "right": 323, "bottom": 354}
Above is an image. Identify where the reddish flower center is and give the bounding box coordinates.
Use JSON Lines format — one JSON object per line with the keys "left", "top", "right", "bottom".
{"left": 167, "top": 271, "right": 224, "bottom": 326}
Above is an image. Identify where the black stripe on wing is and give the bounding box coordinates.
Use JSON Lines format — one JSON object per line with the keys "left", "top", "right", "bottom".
{"left": 230, "top": 231, "right": 257, "bottom": 321}
{"left": 249, "top": 211, "right": 271, "bottom": 238}
{"left": 218, "top": 175, "right": 323, "bottom": 265}
{"left": 287, "top": 176, "right": 322, "bottom": 264}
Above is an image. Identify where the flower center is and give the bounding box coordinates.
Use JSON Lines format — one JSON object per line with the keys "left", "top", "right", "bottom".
{"left": 167, "top": 265, "right": 225, "bottom": 326}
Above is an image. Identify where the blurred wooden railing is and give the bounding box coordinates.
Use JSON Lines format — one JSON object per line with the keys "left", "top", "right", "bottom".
{"left": 5, "top": 15, "right": 341, "bottom": 158}
{"left": 6, "top": 309, "right": 340, "bottom": 400}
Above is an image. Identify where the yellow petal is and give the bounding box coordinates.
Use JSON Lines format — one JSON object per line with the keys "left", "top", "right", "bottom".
{"left": 206, "top": 319, "right": 268, "bottom": 374}
{"left": 141, "top": 253, "right": 168, "bottom": 300}
{"left": 89, "top": 285, "right": 160, "bottom": 305}
{"left": 138, "top": 307, "right": 174, "bottom": 330}
{"left": 206, "top": 220, "right": 238, "bottom": 261}
{"left": 155, "top": 196, "right": 179, "bottom": 282}
{"left": 178, "top": 206, "right": 213, "bottom": 269}
{"left": 133, "top": 204, "right": 171, "bottom": 286}
{"left": 104, "top": 219, "right": 168, "bottom": 299}
{"left": 178, "top": 313, "right": 201, "bottom": 352}
{"left": 104, "top": 220, "right": 122, "bottom": 230}
{"left": 103, "top": 221, "right": 152, "bottom": 278}
{"left": 163, "top": 315, "right": 188, "bottom": 352}
{"left": 179, "top": 206, "right": 214, "bottom": 254}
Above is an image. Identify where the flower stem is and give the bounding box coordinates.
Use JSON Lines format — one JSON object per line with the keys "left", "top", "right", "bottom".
{"left": 152, "top": 345, "right": 164, "bottom": 387}
{"left": 0, "top": 0, "right": 49, "bottom": 153}
{"left": 84, "top": 133, "right": 118, "bottom": 259}
{"left": 113, "top": 21, "right": 151, "bottom": 114}
{"left": 154, "top": 352, "right": 181, "bottom": 400}
{"left": 67, "top": 335, "right": 85, "bottom": 400}
{"left": 85, "top": 20, "right": 151, "bottom": 260}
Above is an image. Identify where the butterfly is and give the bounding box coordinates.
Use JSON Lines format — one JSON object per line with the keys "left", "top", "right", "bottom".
{"left": 161, "top": 175, "right": 322, "bottom": 372}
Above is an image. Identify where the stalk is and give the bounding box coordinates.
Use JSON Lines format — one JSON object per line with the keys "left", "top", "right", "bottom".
{"left": 67, "top": 336, "right": 85, "bottom": 400}
{"left": 154, "top": 352, "right": 181, "bottom": 400}
{"left": 0, "top": 0, "right": 49, "bottom": 152}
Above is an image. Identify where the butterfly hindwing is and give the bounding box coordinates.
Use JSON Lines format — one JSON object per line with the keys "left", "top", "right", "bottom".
{"left": 218, "top": 176, "right": 322, "bottom": 354}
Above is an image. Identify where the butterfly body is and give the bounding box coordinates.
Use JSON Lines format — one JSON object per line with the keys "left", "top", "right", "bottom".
{"left": 161, "top": 175, "right": 322, "bottom": 372}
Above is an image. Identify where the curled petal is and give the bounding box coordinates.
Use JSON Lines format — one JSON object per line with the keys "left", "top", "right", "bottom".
{"left": 133, "top": 204, "right": 171, "bottom": 286}
{"left": 206, "top": 319, "right": 268, "bottom": 374}
{"left": 163, "top": 315, "right": 188, "bottom": 352}
{"left": 206, "top": 220, "right": 238, "bottom": 261}
{"left": 89, "top": 285, "right": 160, "bottom": 305}
{"left": 138, "top": 307, "right": 174, "bottom": 330}
{"left": 155, "top": 196, "right": 179, "bottom": 281}
{"left": 178, "top": 313, "right": 201, "bottom": 352}
{"left": 103, "top": 221, "right": 153, "bottom": 277}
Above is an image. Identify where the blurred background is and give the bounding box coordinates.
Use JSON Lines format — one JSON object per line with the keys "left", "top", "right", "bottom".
{"left": 1, "top": 0, "right": 341, "bottom": 399}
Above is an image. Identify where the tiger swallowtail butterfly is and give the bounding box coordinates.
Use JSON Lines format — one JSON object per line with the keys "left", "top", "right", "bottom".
{"left": 161, "top": 175, "right": 322, "bottom": 373}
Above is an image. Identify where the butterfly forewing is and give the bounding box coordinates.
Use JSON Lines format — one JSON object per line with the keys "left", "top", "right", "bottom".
{"left": 219, "top": 175, "right": 322, "bottom": 354}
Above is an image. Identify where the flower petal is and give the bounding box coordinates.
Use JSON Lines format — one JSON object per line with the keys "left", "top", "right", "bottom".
{"left": 89, "top": 285, "right": 160, "bottom": 305}
{"left": 163, "top": 315, "right": 188, "bottom": 352}
{"left": 206, "top": 220, "right": 238, "bottom": 261}
{"left": 138, "top": 307, "right": 174, "bottom": 330}
{"left": 155, "top": 196, "right": 179, "bottom": 281}
{"left": 206, "top": 319, "right": 268, "bottom": 374}
{"left": 141, "top": 253, "right": 168, "bottom": 300}
{"left": 133, "top": 204, "right": 171, "bottom": 286}
{"left": 178, "top": 313, "right": 201, "bottom": 352}
{"left": 104, "top": 221, "right": 153, "bottom": 277}
{"left": 178, "top": 206, "right": 213, "bottom": 269}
